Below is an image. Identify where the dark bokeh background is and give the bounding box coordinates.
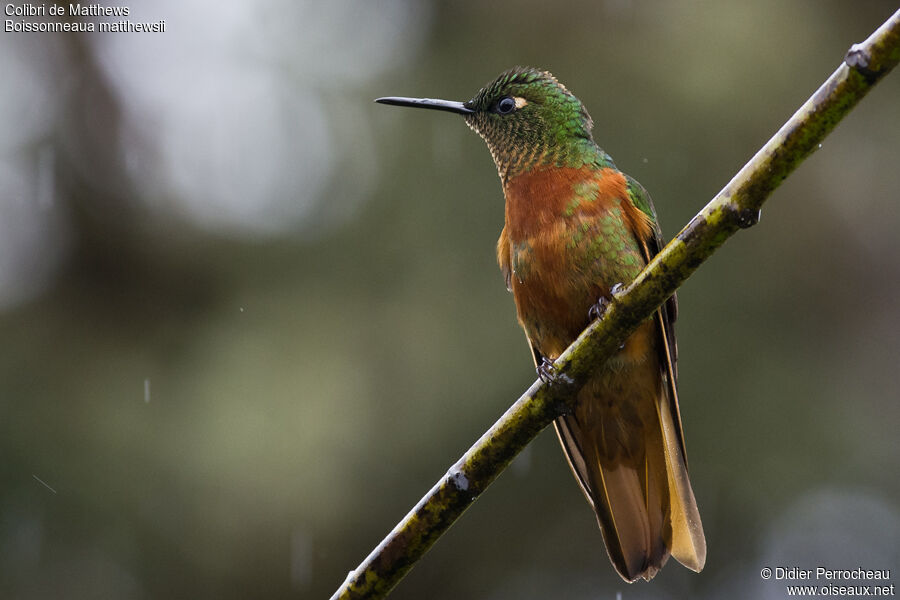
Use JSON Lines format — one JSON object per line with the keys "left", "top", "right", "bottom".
{"left": 2, "top": 1, "right": 899, "bottom": 598}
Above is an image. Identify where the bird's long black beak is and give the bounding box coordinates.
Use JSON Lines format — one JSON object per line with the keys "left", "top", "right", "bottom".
{"left": 375, "top": 96, "right": 474, "bottom": 115}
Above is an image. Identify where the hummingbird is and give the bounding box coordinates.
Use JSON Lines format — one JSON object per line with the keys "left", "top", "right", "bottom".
{"left": 376, "top": 67, "right": 705, "bottom": 582}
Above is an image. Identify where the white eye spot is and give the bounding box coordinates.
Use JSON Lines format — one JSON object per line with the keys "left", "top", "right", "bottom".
{"left": 514, "top": 96, "right": 528, "bottom": 109}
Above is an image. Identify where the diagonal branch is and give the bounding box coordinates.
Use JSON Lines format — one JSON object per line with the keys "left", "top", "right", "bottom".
{"left": 332, "top": 9, "right": 900, "bottom": 600}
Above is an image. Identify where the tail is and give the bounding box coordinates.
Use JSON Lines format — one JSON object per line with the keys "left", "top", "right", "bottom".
{"left": 553, "top": 350, "right": 706, "bottom": 581}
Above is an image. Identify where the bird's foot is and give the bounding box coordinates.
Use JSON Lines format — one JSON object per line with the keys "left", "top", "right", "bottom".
{"left": 536, "top": 357, "right": 558, "bottom": 384}
{"left": 588, "top": 283, "right": 625, "bottom": 321}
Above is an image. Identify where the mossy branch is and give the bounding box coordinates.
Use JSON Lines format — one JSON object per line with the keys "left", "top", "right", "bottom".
{"left": 332, "top": 10, "right": 900, "bottom": 600}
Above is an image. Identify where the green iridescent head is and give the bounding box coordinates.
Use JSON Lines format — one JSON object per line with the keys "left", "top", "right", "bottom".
{"left": 462, "top": 67, "right": 594, "bottom": 172}
{"left": 377, "top": 67, "right": 603, "bottom": 180}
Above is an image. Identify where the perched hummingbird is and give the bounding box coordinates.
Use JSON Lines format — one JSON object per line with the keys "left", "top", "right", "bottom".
{"left": 376, "top": 67, "right": 705, "bottom": 582}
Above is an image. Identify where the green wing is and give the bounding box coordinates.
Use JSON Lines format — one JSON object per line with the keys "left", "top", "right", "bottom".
{"left": 626, "top": 175, "right": 659, "bottom": 224}
{"left": 626, "top": 175, "right": 685, "bottom": 460}
{"left": 625, "top": 174, "right": 678, "bottom": 327}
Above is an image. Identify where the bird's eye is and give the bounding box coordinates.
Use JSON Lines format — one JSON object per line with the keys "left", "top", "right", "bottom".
{"left": 496, "top": 96, "right": 517, "bottom": 115}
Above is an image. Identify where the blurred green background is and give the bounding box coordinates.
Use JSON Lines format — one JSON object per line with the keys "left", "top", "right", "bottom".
{"left": 2, "top": 1, "right": 899, "bottom": 598}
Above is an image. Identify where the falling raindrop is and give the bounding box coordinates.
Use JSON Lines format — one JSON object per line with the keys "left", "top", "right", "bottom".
{"left": 144, "top": 378, "right": 151, "bottom": 403}
{"left": 37, "top": 145, "right": 55, "bottom": 209}
{"left": 511, "top": 444, "right": 533, "bottom": 476}
{"left": 32, "top": 474, "right": 57, "bottom": 494}
{"left": 291, "top": 528, "right": 313, "bottom": 590}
